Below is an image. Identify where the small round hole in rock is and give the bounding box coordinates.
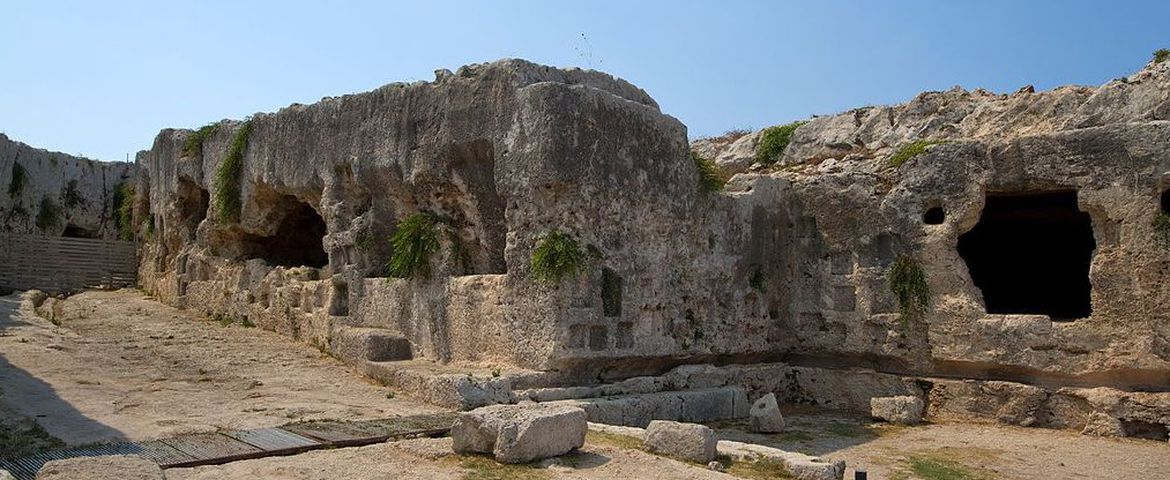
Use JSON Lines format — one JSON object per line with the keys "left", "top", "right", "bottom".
{"left": 923, "top": 207, "right": 945, "bottom": 225}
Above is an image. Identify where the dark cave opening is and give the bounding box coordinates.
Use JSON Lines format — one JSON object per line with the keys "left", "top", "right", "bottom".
{"left": 957, "top": 191, "right": 1095, "bottom": 320}
{"left": 1161, "top": 189, "right": 1170, "bottom": 214}
{"left": 242, "top": 199, "right": 328, "bottom": 269}
{"left": 62, "top": 224, "right": 99, "bottom": 239}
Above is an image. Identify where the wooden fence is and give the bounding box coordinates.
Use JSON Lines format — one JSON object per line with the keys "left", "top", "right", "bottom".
{"left": 0, "top": 233, "right": 137, "bottom": 292}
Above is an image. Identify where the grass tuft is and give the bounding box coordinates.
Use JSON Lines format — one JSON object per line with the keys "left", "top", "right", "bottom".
{"left": 888, "top": 140, "right": 942, "bottom": 168}
{"left": 749, "top": 265, "right": 766, "bottom": 293}
{"left": 890, "top": 255, "right": 931, "bottom": 322}
{"left": 531, "top": 230, "right": 586, "bottom": 283}
{"left": 584, "top": 430, "right": 643, "bottom": 451}
{"left": 906, "top": 455, "right": 991, "bottom": 480}
{"left": 1154, "top": 48, "right": 1170, "bottom": 64}
{"left": 719, "top": 454, "right": 795, "bottom": 479}
{"left": 113, "top": 182, "right": 136, "bottom": 241}
{"left": 693, "top": 152, "right": 728, "bottom": 192}
{"left": 182, "top": 123, "right": 220, "bottom": 158}
{"left": 8, "top": 161, "right": 28, "bottom": 198}
{"left": 754, "top": 121, "right": 807, "bottom": 165}
{"left": 446, "top": 454, "right": 550, "bottom": 480}
{"left": 1154, "top": 213, "right": 1170, "bottom": 249}
{"left": 387, "top": 212, "right": 440, "bottom": 279}
{"left": 213, "top": 121, "right": 252, "bottom": 223}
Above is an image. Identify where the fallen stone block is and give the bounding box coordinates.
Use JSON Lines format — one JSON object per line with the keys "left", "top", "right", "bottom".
{"left": 36, "top": 455, "right": 165, "bottom": 480}
{"left": 643, "top": 420, "right": 717, "bottom": 464}
{"left": 750, "top": 392, "right": 785, "bottom": 433}
{"left": 452, "top": 404, "right": 587, "bottom": 464}
{"left": 719, "top": 439, "right": 846, "bottom": 480}
{"left": 871, "top": 395, "right": 924, "bottom": 425}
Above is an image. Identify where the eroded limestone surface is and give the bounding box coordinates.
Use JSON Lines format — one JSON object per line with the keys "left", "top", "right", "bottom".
{"left": 123, "top": 57, "right": 1170, "bottom": 439}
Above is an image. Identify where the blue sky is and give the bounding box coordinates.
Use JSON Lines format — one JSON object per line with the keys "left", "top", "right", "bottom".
{"left": 1, "top": 0, "right": 1167, "bottom": 161}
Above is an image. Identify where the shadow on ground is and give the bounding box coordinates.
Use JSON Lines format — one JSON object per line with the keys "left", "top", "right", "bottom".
{"left": 0, "top": 293, "right": 127, "bottom": 458}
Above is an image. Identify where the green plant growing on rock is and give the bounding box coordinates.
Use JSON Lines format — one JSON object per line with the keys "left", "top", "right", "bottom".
{"left": 35, "top": 197, "right": 60, "bottom": 230}
{"left": 182, "top": 123, "right": 220, "bottom": 158}
{"left": 1153, "top": 213, "right": 1170, "bottom": 249}
{"left": 530, "top": 230, "right": 586, "bottom": 283}
{"left": 386, "top": 212, "right": 440, "bottom": 279}
{"left": 112, "top": 182, "right": 136, "bottom": 241}
{"left": 62, "top": 179, "right": 85, "bottom": 208}
{"left": 890, "top": 255, "right": 931, "bottom": 321}
{"left": 888, "top": 140, "right": 942, "bottom": 168}
{"left": 749, "top": 265, "right": 766, "bottom": 293}
{"left": 693, "top": 152, "right": 728, "bottom": 192}
{"left": 754, "top": 121, "right": 807, "bottom": 165}
{"left": 1154, "top": 48, "right": 1170, "bottom": 64}
{"left": 8, "top": 162, "right": 28, "bottom": 198}
{"left": 213, "top": 121, "right": 252, "bottom": 223}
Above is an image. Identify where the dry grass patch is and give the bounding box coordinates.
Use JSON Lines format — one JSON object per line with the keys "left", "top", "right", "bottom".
{"left": 719, "top": 454, "right": 795, "bottom": 479}
{"left": 446, "top": 454, "right": 551, "bottom": 480}
{"left": 585, "top": 430, "right": 643, "bottom": 451}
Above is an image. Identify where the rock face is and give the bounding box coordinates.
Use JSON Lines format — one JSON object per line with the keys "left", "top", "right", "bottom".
{"left": 1, "top": 134, "right": 135, "bottom": 239}
{"left": 871, "top": 395, "right": 925, "bottom": 425}
{"left": 643, "top": 420, "right": 718, "bottom": 464}
{"left": 130, "top": 56, "right": 1170, "bottom": 438}
{"left": 451, "top": 403, "right": 587, "bottom": 463}
{"left": 36, "top": 455, "right": 164, "bottom": 480}
{"left": 749, "top": 392, "right": 785, "bottom": 432}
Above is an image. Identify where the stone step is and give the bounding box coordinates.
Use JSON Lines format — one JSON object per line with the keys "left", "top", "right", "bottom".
{"left": 543, "top": 387, "right": 750, "bottom": 427}
{"left": 330, "top": 326, "right": 413, "bottom": 362}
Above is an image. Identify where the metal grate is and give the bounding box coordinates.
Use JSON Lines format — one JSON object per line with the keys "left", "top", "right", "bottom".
{"left": 1, "top": 413, "right": 456, "bottom": 477}
{"left": 224, "top": 427, "right": 320, "bottom": 451}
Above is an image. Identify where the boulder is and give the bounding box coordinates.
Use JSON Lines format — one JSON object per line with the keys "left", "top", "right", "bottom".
{"left": 36, "top": 455, "right": 164, "bottom": 480}
{"left": 871, "top": 395, "right": 924, "bottom": 425}
{"left": 1, "top": 469, "right": 14, "bottom": 480}
{"left": 749, "top": 392, "right": 785, "bottom": 433}
{"left": 1081, "top": 412, "right": 1125, "bottom": 437}
{"left": 643, "top": 420, "right": 717, "bottom": 464}
{"left": 451, "top": 404, "right": 587, "bottom": 464}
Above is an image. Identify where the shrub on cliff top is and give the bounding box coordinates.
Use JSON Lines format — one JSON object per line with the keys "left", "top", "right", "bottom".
{"left": 213, "top": 121, "right": 252, "bottom": 223}
{"left": 387, "top": 212, "right": 440, "bottom": 279}
{"left": 754, "top": 121, "right": 807, "bottom": 165}
{"left": 531, "top": 230, "right": 585, "bottom": 283}
{"left": 1154, "top": 49, "right": 1170, "bottom": 64}
{"left": 182, "top": 123, "right": 220, "bottom": 158}
{"left": 693, "top": 152, "right": 728, "bottom": 192}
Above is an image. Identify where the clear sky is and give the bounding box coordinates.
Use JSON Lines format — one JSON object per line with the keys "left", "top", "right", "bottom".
{"left": 1, "top": 0, "right": 1167, "bottom": 161}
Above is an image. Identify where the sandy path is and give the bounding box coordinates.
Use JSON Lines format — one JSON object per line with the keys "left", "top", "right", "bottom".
{"left": 0, "top": 290, "right": 441, "bottom": 446}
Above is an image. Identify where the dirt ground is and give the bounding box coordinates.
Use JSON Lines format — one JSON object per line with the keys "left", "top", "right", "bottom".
{"left": 3, "top": 289, "right": 1168, "bottom": 479}
{"left": 0, "top": 289, "right": 440, "bottom": 446}
{"left": 713, "top": 407, "right": 1170, "bottom": 480}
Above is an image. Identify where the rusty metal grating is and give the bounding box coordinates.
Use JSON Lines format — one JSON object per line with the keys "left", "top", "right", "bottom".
{"left": 158, "top": 433, "right": 262, "bottom": 466}
{"left": 1, "top": 413, "right": 456, "bottom": 477}
{"left": 224, "top": 427, "right": 320, "bottom": 451}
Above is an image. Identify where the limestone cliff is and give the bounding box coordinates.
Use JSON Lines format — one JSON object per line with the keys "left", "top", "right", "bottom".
{"left": 0, "top": 134, "right": 135, "bottom": 239}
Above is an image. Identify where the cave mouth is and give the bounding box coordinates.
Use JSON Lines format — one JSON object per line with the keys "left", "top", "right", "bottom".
{"left": 957, "top": 191, "right": 1095, "bottom": 320}
{"left": 244, "top": 199, "right": 328, "bottom": 269}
